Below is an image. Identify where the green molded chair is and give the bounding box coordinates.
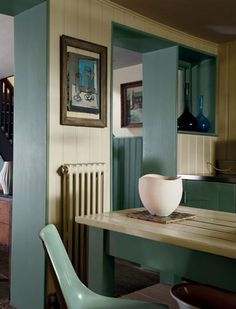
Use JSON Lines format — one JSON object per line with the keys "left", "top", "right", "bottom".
{"left": 40, "top": 224, "right": 168, "bottom": 309}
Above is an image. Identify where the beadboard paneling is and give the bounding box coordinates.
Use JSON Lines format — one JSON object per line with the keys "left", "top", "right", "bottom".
{"left": 177, "top": 134, "right": 217, "bottom": 174}
{"left": 217, "top": 40, "right": 236, "bottom": 162}
{"left": 113, "top": 137, "right": 142, "bottom": 210}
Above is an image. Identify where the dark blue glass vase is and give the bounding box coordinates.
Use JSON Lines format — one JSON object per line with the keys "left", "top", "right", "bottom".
{"left": 196, "top": 95, "right": 210, "bottom": 132}
{"left": 177, "top": 105, "right": 198, "bottom": 131}
{"left": 177, "top": 82, "right": 198, "bottom": 132}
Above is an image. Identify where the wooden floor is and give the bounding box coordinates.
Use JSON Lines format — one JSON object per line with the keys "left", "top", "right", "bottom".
{"left": 115, "top": 258, "right": 178, "bottom": 308}
{"left": 122, "top": 283, "right": 178, "bottom": 309}
{"left": 0, "top": 255, "right": 177, "bottom": 308}
{"left": 0, "top": 249, "right": 15, "bottom": 309}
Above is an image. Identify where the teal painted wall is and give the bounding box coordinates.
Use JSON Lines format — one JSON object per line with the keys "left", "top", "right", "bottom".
{"left": 11, "top": 2, "right": 47, "bottom": 309}
{"left": 113, "top": 137, "right": 143, "bottom": 210}
{"left": 0, "top": 0, "right": 45, "bottom": 16}
{"left": 191, "top": 58, "right": 216, "bottom": 133}
{"left": 143, "top": 47, "right": 178, "bottom": 176}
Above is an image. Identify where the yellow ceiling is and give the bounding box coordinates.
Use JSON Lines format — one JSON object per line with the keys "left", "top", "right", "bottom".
{"left": 110, "top": 0, "right": 236, "bottom": 43}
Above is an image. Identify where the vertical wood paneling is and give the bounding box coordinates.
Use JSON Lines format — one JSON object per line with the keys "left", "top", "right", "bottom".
{"left": 177, "top": 134, "right": 182, "bottom": 172}
{"left": 64, "top": 0, "right": 78, "bottom": 36}
{"left": 217, "top": 41, "right": 236, "bottom": 162}
{"left": 188, "top": 135, "right": 196, "bottom": 174}
{"left": 196, "top": 135, "right": 204, "bottom": 173}
{"left": 49, "top": 0, "right": 111, "bottom": 223}
{"left": 177, "top": 134, "right": 217, "bottom": 174}
{"left": 112, "top": 137, "right": 142, "bottom": 210}
{"left": 227, "top": 42, "right": 236, "bottom": 160}
{"left": 48, "top": 0, "right": 66, "bottom": 228}
{"left": 90, "top": 1, "right": 105, "bottom": 164}
{"left": 217, "top": 43, "right": 229, "bottom": 153}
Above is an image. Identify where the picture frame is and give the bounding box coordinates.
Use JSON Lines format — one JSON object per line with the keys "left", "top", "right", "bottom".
{"left": 121, "top": 81, "right": 143, "bottom": 128}
{"left": 60, "top": 35, "right": 107, "bottom": 127}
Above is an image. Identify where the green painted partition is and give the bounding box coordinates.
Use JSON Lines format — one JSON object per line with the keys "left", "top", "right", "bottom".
{"left": 143, "top": 47, "right": 178, "bottom": 176}
{"left": 112, "top": 137, "right": 142, "bottom": 210}
{"left": 11, "top": 3, "right": 47, "bottom": 309}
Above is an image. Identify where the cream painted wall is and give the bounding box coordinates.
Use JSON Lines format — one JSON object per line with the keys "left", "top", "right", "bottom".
{"left": 113, "top": 64, "right": 143, "bottom": 137}
{"left": 48, "top": 0, "right": 218, "bottom": 223}
{"left": 177, "top": 134, "right": 217, "bottom": 175}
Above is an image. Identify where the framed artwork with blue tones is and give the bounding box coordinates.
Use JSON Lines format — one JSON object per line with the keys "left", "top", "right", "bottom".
{"left": 60, "top": 35, "right": 107, "bottom": 127}
{"left": 121, "top": 81, "right": 143, "bottom": 128}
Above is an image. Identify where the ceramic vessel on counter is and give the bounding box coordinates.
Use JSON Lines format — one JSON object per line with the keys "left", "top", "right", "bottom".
{"left": 138, "top": 174, "right": 183, "bottom": 217}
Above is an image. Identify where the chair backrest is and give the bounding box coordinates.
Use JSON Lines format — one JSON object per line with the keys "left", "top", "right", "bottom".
{"left": 39, "top": 224, "right": 95, "bottom": 308}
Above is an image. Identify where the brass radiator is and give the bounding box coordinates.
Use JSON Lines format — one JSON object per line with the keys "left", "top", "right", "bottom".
{"left": 59, "top": 162, "right": 105, "bottom": 282}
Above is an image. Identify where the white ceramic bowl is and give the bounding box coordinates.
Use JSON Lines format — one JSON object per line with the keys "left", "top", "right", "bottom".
{"left": 138, "top": 174, "right": 183, "bottom": 217}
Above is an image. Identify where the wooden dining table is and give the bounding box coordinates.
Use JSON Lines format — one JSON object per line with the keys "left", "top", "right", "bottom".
{"left": 75, "top": 206, "right": 236, "bottom": 296}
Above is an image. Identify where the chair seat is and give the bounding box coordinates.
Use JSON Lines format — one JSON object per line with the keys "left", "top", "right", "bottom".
{"left": 71, "top": 294, "right": 168, "bottom": 308}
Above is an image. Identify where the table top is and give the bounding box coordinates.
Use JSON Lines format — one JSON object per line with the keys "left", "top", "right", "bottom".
{"left": 75, "top": 206, "right": 236, "bottom": 260}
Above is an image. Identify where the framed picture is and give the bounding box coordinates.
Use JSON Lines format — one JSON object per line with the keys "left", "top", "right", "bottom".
{"left": 121, "top": 81, "right": 143, "bottom": 127}
{"left": 60, "top": 35, "right": 107, "bottom": 127}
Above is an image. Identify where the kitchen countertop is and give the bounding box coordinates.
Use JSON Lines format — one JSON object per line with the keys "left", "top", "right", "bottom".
{"left": 180, "top": 173, "right": 236, "bottom": 184}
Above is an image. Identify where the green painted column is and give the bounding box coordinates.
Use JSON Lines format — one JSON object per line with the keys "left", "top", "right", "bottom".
{"left": 143, "top": 47, "right": 178, "bottom": 176}
{"left": 88, "top": 227, "right": 115, "bottom": 296}
{"left": 11, "top": 2, "right": 48, "bottom": 309}
{"left": 112, "top": 137, "right": 143, "bottom": 210}
{"left": 142, "top": 47, "right": 179, "bottom": 284}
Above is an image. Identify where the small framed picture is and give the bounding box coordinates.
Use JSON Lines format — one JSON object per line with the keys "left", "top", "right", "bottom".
{"left": 60, "top": 35, "right": 107, "bottom": 127}
{"left": 121, "top": 81, "right": 142, "bottom": 128}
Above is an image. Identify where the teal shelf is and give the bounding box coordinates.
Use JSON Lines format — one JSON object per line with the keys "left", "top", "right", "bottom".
{"left": 177, "top": 56, "right": 217, "bottom": 135}
{"left": 178, "top": 130, "right": 218, "bottom": 137}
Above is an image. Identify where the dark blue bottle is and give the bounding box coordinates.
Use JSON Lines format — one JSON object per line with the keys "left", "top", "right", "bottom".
{"left": 177, "top": 83, "right": 197, "bottom": 131}
{"left": 196, "top": 95, "right": 210, "bottom": 132}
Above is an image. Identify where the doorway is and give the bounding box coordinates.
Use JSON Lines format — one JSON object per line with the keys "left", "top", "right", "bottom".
{"left": 111, "top": 23, "right": 175, "bottom": 211}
